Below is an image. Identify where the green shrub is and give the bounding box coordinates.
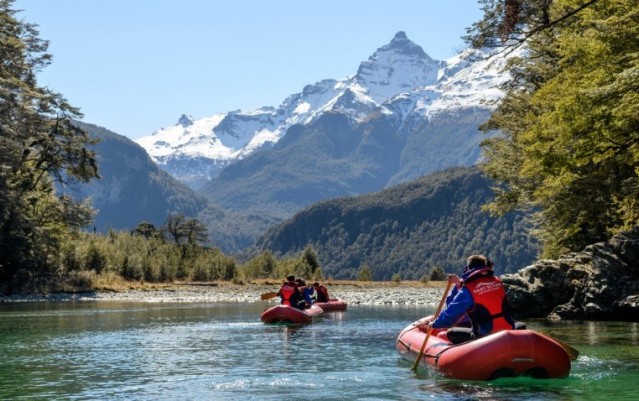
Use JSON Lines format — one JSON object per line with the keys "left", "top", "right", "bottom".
{"left": 430, "top": 265, "right": 446, "bottom": 281}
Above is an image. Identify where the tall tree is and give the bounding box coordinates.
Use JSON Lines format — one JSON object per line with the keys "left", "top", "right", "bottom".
{"left": 182, "top": 218, "right": 208, "bottom": 246}
{"left": 302, "top": 245, "right": 320, "bottom": 274}
{"left": 163, "top": 212, "right": 208, "bottom": 246}
{"left": 164, "top": 212, "right": 187, "bottom": 245}
{"left": 469, "top": 0, "right": 639, "bottom": 256}
{"left": 0, "top": 0, "right": 98, "bottom": 289}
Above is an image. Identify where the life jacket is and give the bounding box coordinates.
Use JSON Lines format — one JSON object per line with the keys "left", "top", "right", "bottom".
{"left": 463, "top": 268, "right": 514, "bottom": 337}
{"left": 279, "top": 282, "right": 298, "bottom": 306}
{"left": 315, "top": 285, "right": 329, "bottom": 302}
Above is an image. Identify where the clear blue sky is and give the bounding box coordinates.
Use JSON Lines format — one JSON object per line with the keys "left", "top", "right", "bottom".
{"left": 15, "top": 0, "right": 483, "bottom": 140}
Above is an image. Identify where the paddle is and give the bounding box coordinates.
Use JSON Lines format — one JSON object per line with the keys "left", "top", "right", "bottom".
{"left": 260, "top": 291, "right": 278, "bottom": 300}
{"left": 553, "top": 337, "right": 579, "bottom": 361}
{"left": 411, "top": 279, "right": 454, "bottom": 372}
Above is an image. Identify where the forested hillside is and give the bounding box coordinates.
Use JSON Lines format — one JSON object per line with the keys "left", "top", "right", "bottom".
{"left": 257, "top": 167, "right": 538, "bottom": 280}
{"left": 68, "top": 123, "right": 274, "bottom": 253}
{"left": 64, "top": 122, "right": 209, "bottom": 231}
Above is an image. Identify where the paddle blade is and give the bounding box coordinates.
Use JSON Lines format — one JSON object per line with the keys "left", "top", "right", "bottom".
{"left": 260, "top": 291, "right": 278, "bottom": 300}
{"left": 555, "top": 338, "right": 579, "bottom": 361}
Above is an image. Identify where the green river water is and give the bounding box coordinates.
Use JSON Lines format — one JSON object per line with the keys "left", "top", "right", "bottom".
{"left": 0, "top": 302, "right": 637, "bottom": 400}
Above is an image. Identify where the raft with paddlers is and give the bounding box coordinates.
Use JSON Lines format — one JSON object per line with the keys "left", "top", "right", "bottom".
{"left": 396, "top": 315, "right": 576, "bottom": 380}
{"left": 260, "top": 291, "right": 347, "bottom": 313}
{"left": 260, "top": 304, "right": 324, "bottom": 324}
{"left": 314, "top": 298, "right": 347, "bottom": 312}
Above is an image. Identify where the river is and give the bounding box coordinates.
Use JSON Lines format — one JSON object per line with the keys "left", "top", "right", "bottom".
{"left": 0, "top": 301, "right": 637, "bottom": 400}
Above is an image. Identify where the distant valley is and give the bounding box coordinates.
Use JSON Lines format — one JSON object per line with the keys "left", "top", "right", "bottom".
{"left": 62, "top": 32, "right": 539, "bottom": 278}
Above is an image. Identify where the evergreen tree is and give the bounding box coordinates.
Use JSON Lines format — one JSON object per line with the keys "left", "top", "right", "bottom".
{"left": 182, "top": 218, "right": 208, "bottom": 246}
{"left": 429, "top": 266, "right": 446, "bottom": 281}
{"left": 358, "top": 264, "right": 372, "bottom": 281}
{"left": 302, "top": 244, "right": 320, "bottom": 274}
{"left": 131, "top": 221, "right": 161, "bottom": 240}
{"left": 0, "top": 0, "right": 98, "bottom": 290}
{"left": 470, "top": 0, "right": 639, "bottom": 256}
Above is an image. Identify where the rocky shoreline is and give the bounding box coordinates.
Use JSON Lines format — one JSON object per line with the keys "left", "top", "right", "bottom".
{"left": 503, "top": 227, "right": 639, "bottom": 321}
{"left": 0, "top": 282, "right": 445, "bottom": 306}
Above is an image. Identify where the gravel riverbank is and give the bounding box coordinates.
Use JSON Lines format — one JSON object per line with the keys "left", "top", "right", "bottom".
{"left": 0, "top": 282, "right": 446, "bottom": 306}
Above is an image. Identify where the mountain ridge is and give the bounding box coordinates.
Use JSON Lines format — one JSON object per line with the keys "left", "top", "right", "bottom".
{"left": 137, "top": 32, "right": 509, "bottom": 190}
{"left": 256, "top": 166, "right": 538, "bottom": 280}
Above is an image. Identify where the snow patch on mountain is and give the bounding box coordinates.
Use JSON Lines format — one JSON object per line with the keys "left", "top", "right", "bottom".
{"left": 137, "top": 113, "right": 227, "bottom": 159}
{"left": 136, "top": 32, "right": 511, "bottom": 188}
{"left": 425, "top": 49, "right": 510, "bottom": 116}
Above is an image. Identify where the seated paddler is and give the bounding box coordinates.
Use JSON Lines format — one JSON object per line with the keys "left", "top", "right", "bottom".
{"left": 420, "top": 254, "right": 515, "bottom": 343}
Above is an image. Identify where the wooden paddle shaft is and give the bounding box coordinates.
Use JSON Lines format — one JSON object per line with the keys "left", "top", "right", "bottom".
{"left": 411, "top": 280, "right": 454, "bottom": 371}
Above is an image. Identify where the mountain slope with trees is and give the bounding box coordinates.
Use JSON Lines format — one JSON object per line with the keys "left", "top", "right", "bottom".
{"left": 64, "top": 122, "right": 209, "bottom": 232}
{"left": 200, "top": 104, "right": 493, "bottom": 220}
{"left": 195, "top": 32, "right": 509, "bottom": 219}
{"left": 256, "top": 167, "right": 539, "bottom": 280}
{"left": 65, "top": 122, "right": 274, "bottom": 253}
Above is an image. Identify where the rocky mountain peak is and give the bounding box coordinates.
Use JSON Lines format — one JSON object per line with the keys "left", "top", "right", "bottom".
{"left": 136, "top": 32, "right": 510, "bottom": 191}
{"left": 384, "top": 31, "right": 431, "bottom": 59}
{"left": 178, "top": 114, "right": 194, "bottom": 127}
{"left": 354, "top": 31, "right": 439, "bottom": 102}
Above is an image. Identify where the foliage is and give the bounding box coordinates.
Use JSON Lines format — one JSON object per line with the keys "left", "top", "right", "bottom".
{"left": 0, "top": 0, "right": 99, "bottom": 291}
{"left": 236, "top": 245, "right": 327, "bottom": 283}
{"left": 358, "top": 264, "right": 373, "bottom": 282}
{"left": 302, "top": 245, "right": 320, "bottom": 275}
{"left": 131, "top": 221, "right": 162, "bottom": 240}
{"left": 257, "top": 167, "right": 539, "bottom": 280}
{"left": 163, "top": 212, "right": 208, "bottom": 246}
{"left": 471, "top": 0, "right": 639, "bottom": 257}
{"left": 57, "top": 230, "right": 236, "bottom": 285}
{"left": 429, "top": 266, "right": 446, "bottom": 281}
{"left": 238, "top": 250, "right": 277, "bottom": 280}
{"left": 68, "top": 121, "right": 209, "bottom": 234}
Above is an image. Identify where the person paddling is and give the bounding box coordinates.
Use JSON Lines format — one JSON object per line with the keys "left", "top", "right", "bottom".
{"left": 296, "top": 279, "right": 314, "bottom": 309}
{"left": 277, "top": 275, "right": 302, "bottom": 308}
{"left": 440, "top": 257, "right": 496, "bottom": 328}
{"left": 312, "top": 282, "right": 330, "bottom": 302}
{"left": 420, "top": 255, "right": 515, "bottom": 343}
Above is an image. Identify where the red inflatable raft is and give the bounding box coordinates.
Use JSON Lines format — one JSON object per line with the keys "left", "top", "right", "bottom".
{"left": 396, "top": 317, "right": 572, "bottom": 380}
{"left": 261, "top": 304, "right": 324, "bottom": 324}
{"left": 314, "top": 298, "right": 348, "bottom": 312}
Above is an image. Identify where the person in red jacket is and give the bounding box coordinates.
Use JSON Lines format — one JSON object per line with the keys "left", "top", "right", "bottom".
{"left": 312, "top": 282, "right": 330, "bottom": 302}
{"left": 421, "top": 255, "right": 515, "bottom": 343}
{"left": 277, "top": 275, "right": 302, "bottom": 308}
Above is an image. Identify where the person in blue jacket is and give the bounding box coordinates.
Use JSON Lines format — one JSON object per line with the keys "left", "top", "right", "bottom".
{"left": 296, "top": 279, "right": 314, "bottom": 309}
{"left": 420, "top": 255, "right": 515, "bottom": 343}
{"left": 440, "top": 257, "right": 495, "bottom": 328}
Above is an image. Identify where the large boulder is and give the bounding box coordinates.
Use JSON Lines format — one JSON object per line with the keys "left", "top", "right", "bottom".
{"left": 502, "top": 227, "right": 639, "bottom": 321}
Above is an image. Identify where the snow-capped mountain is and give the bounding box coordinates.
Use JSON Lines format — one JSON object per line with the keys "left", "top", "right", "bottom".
{"left": 136, "top": 31, "right": 510, "bottom": 189}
